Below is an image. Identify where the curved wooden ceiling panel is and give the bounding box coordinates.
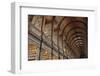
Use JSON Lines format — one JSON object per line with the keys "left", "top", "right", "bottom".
{"left": 28, "top": 15, "right": 88, "bottom": 60}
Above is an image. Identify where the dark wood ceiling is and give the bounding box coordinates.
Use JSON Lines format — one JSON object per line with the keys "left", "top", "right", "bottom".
{"left": 28, "top": 15, "right": 88, "bottom": 60}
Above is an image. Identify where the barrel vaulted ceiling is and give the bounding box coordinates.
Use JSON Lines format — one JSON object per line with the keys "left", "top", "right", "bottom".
{"left": 28, "top": 15, "right": 88, "bottom": 61}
